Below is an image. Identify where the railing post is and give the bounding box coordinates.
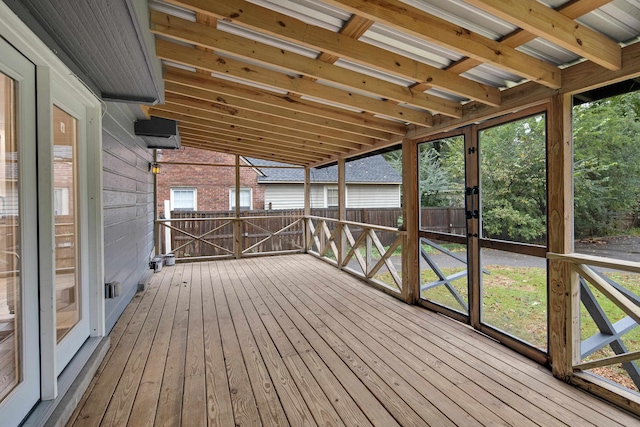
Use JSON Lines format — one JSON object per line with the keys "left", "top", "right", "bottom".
{"left": 548, "top": 93, "right": 577, "bottom": 380}
{"left": 234, "top": 155, "right": 242, "bottom": 259}
{"left": 304, "top": 166, "right": 310, "bottom": 253}
{"left": 164, "top": 200, "right": 172, "bottom": 255}
{"left": 338, "top": 158, "right": 346, "bottom": 267}
{"left": 401, "top": 138, "right": 419, "bottom": 304}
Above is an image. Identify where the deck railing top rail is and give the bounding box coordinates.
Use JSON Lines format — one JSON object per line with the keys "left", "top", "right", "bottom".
{"left": 548, "top": 252, "right": 640, "bottom": 273}
{"left": 306, "top": 215, "right": 405, "bottom": 234}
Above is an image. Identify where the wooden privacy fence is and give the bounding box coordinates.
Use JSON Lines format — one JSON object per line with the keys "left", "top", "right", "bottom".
{"left": 163, "top": 207, "right": 464, "bottom": 257}
{"left": 158, "top": 211, "right": 305, "bottom": 260}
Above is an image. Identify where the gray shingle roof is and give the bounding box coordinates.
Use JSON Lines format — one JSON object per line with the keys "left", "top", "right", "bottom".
{"left": 247, "top": 155, "right": 402, "bottom": 184}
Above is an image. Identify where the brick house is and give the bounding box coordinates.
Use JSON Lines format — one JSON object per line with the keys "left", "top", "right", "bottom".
{"left": 156, "top": 148, "right": 265, "bottom": 216}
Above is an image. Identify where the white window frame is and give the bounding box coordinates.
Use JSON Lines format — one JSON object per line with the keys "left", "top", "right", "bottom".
{"left": 170, "top": 187, "right": 197, "bottom": 211}
{"left": 324, "top": 185, "right": 347, "bottom": 208}
{"left": 229, "top": 188, "right": 253, "bottom": 211}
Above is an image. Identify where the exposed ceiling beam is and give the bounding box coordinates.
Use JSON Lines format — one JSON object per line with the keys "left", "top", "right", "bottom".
{"left": 180, "top": 134, "right": 321, "bottom": 161}
{"left": 179, "top": 127, "right": 341, "bottom": 158}
{"left": 408, "top": 82, "right": 554, "bottom": 140}
{"left": 178, "top": 124, "right": 352, "bottom": 156}
{"left": 317, "top": 14, "right": 373, "bottom": 63}
{"left": 163, "top": 77, "right": 395, "bottom": 140}
{"left": 415, "top": 0, "right": 612, "bottom": 91}
{"left": 165, "top": 92, "right": 374, "bottom": 146}
{"left": 160, "top": 0, "right": 501, "bottom": 106}
{"left": 153, "top": 102, "right": 367, "bottom": 150}
{"left": 163, "top": 67, "right": 405, "bottom": 136}
{"left": 179, "top": 138, "right": 318, "bottom": 164}
{"left": 465, "top": 0, "right": 620, "bottom": 70}
{"left": 562, "top": 40, "right": 640, "bottom": 95}
{"left": 151, "top": 11, "right": 462, "bottom": 118}
{"left": 150, "top": 108, "right": 365, "bottom": 153}
{"left": 318, "top": 0, "right": 561, "bottom": 88}
{"left": 155, "top": 39, "right": 433, "bottom": 126}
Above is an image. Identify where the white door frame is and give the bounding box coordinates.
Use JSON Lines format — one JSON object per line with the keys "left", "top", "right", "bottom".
{"left": 0, "top": 0, "right": 104, "bottom": 406}
{"left": 0, "top": 35, "right": 40, "bottom": 427}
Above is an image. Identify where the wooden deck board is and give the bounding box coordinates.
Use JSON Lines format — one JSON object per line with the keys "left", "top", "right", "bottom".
{"left": 293, "top": 257, "right": 637, "bottom": 426}
{"left": 68, "top": 255, "right": 640, "bottom": 427}
{"left": 72, "top": 267, "right": 166, "bottom": 427}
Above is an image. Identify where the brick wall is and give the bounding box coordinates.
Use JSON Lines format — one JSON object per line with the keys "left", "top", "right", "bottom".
{"left": 156, "top": 148, "right": 264, "bottom": 216}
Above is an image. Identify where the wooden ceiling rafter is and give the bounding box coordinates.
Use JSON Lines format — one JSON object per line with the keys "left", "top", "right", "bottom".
{"left": 162, "top": 78, "right": 393, "bottom": 140}
{"left": 154, "top": 38, "right": 433, "bottom": 126}
{"left": 162, "top": 67, "right": 405, "bottom": 136}
{"left": 164, "top": 93, "right": 375, "bottom": 145}
{"left": 179, "top": 137, "right": 313, "bottom": 165}
{"left": 149, "top": 108, "right": 365, "bottom": 153}
{"left": 178, "top": 129, "right": 337, "bottom": 160}
{"left": 150, "top": 11, "right": 462, "bottom": 118}
{"left": 146, "top": 0, "right": 639, "bottom": 168}
{"left": 319, "top": 0, "right": 561, "bottom": 88}
{"left": 416, "top": 0, "right": 614, "bottom": 91}
{"left": 180, "top": 133, "right": 322, "bottom": 161}
{"left": 464, "top": 0, "right": 621, "bottom": 71}
{"left": 152, "top": 102, "right": 366, "bottom": 150}
{"left": 177, "top": 124, "right": 354, "bottom": 157}
{"left": 161, "top": 0, "right": 501, "bottom": 106}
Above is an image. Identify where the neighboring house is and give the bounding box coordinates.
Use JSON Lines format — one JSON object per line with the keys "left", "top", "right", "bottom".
{"left": 248, "top": 156, "right": 402, "bottom": 210}
{"left": 156, "top": 148, "right": 264, "bottom": 215}
{"left": 157, "top": 147, "right": 401, "bottom": 213}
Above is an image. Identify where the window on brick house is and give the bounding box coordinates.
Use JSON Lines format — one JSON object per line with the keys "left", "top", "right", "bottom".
{"left": 171, "top": 188, "right": 197, "bottom": 211}
{"left": 230, "top": 188, "right": 252, "bottom": 211}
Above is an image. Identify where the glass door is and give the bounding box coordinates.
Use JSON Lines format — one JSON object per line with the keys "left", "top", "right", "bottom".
{"left": 53, "top": 95, "right": 90, "bottom": 375}
{"left": 0, "top": 37, "right": 40, "bottom": 425}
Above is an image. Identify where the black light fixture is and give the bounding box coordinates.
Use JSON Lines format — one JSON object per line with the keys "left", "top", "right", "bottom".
{"left": 135, "top": 116, "right": 181, "bottom": 149}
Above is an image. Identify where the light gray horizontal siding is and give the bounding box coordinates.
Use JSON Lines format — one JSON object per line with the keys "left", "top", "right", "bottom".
{"left": 264, "top": 183, "right": 400, "bottom": 209}
{"left": 346, "top": 184, "right": 401, "bottom": 208}
{"left": 102, "top": 103, "right": 154, "bottom": 333}
{"left": 264, "top": 185, "right": 304, "bottom": 209}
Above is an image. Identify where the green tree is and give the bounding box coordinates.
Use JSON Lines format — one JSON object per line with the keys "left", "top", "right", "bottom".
{"left": 384, "top": 140, "right": 463, "bottom": 208}
{"left": 480, "top": 114, "right": 547, "bottom": 243}
{"left": 573, "top": 92, "right": 640, "bottom": 237}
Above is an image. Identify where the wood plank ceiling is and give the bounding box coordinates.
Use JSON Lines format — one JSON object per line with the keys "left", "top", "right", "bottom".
{"left": 146, "top": 0, "right": 639, "bottom": 166}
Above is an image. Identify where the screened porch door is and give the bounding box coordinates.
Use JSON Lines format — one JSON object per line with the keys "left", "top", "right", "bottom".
{"left": 418, "top": 109, "right": 549, "bottom": 362}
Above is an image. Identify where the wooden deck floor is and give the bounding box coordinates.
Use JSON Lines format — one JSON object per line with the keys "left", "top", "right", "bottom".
{"left": 68, "top": 255, "right": 639, "bottom": 426}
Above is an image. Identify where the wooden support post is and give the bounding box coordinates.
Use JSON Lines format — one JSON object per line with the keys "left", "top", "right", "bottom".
{"left": 234, "top": 155, "right": 242, "bottom": 259}
{"left": 338, "top": 158, "right": 346, "bottom": 267}
{"left": 464, "top": 126, "right": 482, "bottom": 329}
{"left": 465, "top": 127, "right": 481, "bottom": 329}
{"left": 401, "top": 138, "right": 419, "bottom": 304}
{"left": 304, "top": 166, "right": 310, "bottom": 252}
{"left": 548, "top": 94, "right": 577, "bottom": 381}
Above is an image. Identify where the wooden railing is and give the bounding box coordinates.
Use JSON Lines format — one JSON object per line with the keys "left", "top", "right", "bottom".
{"left": 305, "top": 216, "right": 406, "bottom": 298}
{"left": 156, "top": 214, "right": 408, "bottom": 300}
{"left": 548, "top": 252, "right": 640, "bottom": 406}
